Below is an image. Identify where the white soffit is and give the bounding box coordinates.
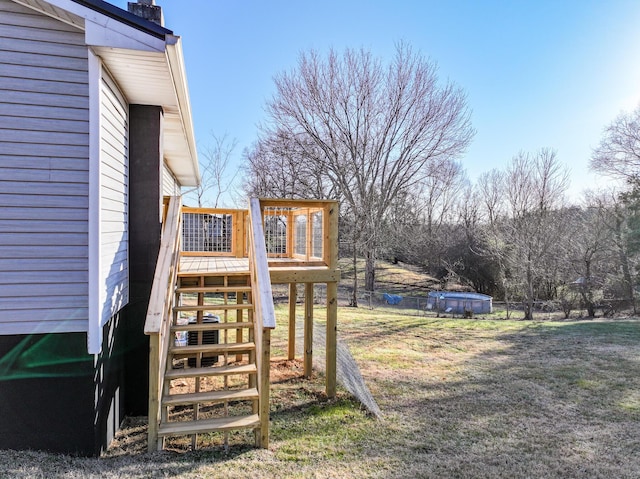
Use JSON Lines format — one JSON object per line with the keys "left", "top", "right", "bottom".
{"left": 93, "top": 45, "right": 198, "bottom": 186}
{"left": 93, "top": 48, "right": 174, "bottom": 105}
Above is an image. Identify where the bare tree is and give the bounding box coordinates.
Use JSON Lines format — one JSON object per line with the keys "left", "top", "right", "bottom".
{"left": 255, "top": 43, "right": 474, "bottom": 304}
{"left": 450, "top": 181, "right": 503, "bottom": 295}
{"left": 457, "top": 181, "right": 481, "bottom": 236}
{"left": 476, "top": 169, "right": 505, "bottom": 226}
{"left": 480, "top": 149, "right": 569, "bottom": 320}
{"left": 194, "top": 133, "right": 239, "bottom": 207}
{"left": 588, "top": 190, "right": 638, "bottom": 313}
{"left": 560, "top": 201, "right": 611, "bottom": 317}
{"left": 382, "top": 160, "right": 467, "bottom": 273}
{"left": 243, "top": 132, "right": 335, "bottom": 200}
{"left": 418, "top": 159, "right": 466, "bottom": 236}
{"left": 591, "top": 105, "right": 640, "bottom": 185}
{"left": 590, "top": 106, "right": 640, "bottom": 314}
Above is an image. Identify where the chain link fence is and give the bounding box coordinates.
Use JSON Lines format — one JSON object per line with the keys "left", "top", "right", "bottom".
{"left": 274, "top": 285, "right": 441, "bottom": 317}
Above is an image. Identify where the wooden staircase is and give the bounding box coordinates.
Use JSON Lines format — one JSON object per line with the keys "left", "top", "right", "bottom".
{"left": 156, "top": 271, "right": 263, "bottom": 448}
{"left": 146, "top": 197, "right": 276, "bottom": 452}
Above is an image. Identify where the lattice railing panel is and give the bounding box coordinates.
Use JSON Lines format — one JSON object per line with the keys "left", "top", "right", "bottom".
{"left": 182, "top": 212, "right": 233, "bottom": 253}
{"left": 263, "top": 209, "right": 289, "bottom": 257}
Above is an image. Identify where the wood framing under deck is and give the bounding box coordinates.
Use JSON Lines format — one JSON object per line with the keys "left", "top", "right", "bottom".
{"left": 179, "top": 257, "right": 340, "bottom": 394}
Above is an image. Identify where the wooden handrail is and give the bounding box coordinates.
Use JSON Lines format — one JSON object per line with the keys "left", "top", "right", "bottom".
{"left": 144, "top": 195, "right": 182, "bottom": 451}
{"left": 145, "top": 196, "right": 182, "bottom": 334}
{"left": 248, "top": 198, "right": 276, "bottom": 447}
{"left": 259, "top": 198, "right": 336, "bottom": 208}
{"left": 182, "top": 206, "right": 246, "bottom": 215}
{"left": 249, "top": 198, "right": 276, "bottom": 329}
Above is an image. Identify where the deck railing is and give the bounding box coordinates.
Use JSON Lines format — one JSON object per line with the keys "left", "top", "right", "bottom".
{"left": 181, "top": 207, "right": 247, "bottom": 257}
{"left": 259, "top": 199, "right": 338, "bottom": 268}
{"left": 181, "top": 199, "right": 338, "bottom": 270}
{"left": 144, "top": 196, "right": 183, "bottom": 452}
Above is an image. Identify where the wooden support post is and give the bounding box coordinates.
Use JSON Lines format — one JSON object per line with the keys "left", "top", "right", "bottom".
{"left": 147, "top": 333, "right": 160, "bottom": 452}
{"left": 305, "top": 208, "right": 312, "bottom": 262}
{"left": 323, "top": 201, "right": 339, "bottom": 270}
{"left": 259, "top": 328, "right": 271, "bottom": 448}
{"left": 286, "top": 210, "right": 294, "bottom": 259}
{"left": 304, "top": 282, "right": 314, "bottom": 378}
{"left": 235, "top": 210, "right": 245, "bottom": 258}
{"left": 326, "top": 281, "right": 337, "bottom": 398}
{"left": 288, "top": 283, "right": 297, "bottom": 360}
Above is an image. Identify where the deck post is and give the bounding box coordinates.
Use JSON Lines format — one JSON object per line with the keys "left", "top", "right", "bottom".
{"left": 259, "top": 327, "right": 271, "bottom": 448}
{"left": 288, "top": 283, "right": 297, "bottom": 360}
{"left": 304, "top": 282, "right": 314, "bottom": 378}
{"left": 326, "top": 281, "right": 337, "bottom": 398}
{"left": 147, "top": 333, "right": 160, "bottom": 452}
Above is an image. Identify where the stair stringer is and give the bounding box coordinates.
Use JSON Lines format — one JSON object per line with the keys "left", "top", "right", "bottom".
{"left": 155, "top": 271, "right": 266, "bottom": 449}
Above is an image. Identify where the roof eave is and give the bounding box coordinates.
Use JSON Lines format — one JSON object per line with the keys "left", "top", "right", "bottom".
{"left": 165, "top": 36, "right": 200, "bottom": 187}
{"left": 71, "top": 0, "right": 173, "bottom": 38}
{"left": 35, "top": 0, "right": 200, "bottom": 187}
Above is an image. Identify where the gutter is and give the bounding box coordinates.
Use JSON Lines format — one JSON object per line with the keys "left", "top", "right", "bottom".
{"left": 71, "top": 0, "right": 173, "bottom": 39}
{"left": 166, "top": 34, "right": 200, "bottom": 186}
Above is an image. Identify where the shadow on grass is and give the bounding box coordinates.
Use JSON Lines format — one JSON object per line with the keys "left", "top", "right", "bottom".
{"left": 4, "top": 318, "right": 640, "bottom": 478}
{"left": 364, "top": 319, "right": 640, "bottom": 478}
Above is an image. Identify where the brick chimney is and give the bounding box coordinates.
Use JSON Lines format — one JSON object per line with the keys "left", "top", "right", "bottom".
{"left": 128, "top": 0, "right": 164, "bottom": 26}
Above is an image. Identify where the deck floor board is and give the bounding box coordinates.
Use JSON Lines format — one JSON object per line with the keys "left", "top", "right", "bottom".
{"left": 180, "top": 256, "right": 249, "bottom": 274}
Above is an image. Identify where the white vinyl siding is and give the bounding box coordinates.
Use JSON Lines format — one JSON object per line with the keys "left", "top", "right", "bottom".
{"left": 162, "top": 161, "right": 181, "bottom": 196}
{"left": 0, "top": 0, "right": 89, "bottom": 334}
{"left": 99, "top": 69, "right": 129, "bottom": 328}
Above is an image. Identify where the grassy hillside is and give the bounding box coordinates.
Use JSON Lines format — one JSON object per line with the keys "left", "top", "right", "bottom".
{"left": 338, "top": 257, "right": 440, "bottom": 295}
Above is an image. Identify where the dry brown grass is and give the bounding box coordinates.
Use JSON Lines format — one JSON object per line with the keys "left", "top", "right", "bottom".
{"left": 2, "top": 308, "right": 640, "bottom": 478}
{"left": 338, "top": 258, "right": 440, "bottom": 295}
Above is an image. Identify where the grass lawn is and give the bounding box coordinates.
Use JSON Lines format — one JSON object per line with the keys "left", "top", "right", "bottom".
{"left": 2, "top": 307, "right": 640, "bottom": 478}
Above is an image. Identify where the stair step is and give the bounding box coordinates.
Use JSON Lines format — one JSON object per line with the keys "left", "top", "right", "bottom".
{"left": 171, "top": 342, "right": 255, "bottom": 355}
{"left": 177, "top": 286, "right": 252, "bottom": 294}
{"left": 158, "top": 414, "right": 260, "bottom": 437}
{"left": 172, "top": 322, "right": 254, "bottom": 332}
{"left": 162, "top": 388, "right": 259, "bottom": 406}
{"left": 178, "top": 271, "right": 250, "bottom": 278}
{"left": 165, "top": 363, "right": 257, "bottom": 380}
{"left": 174, "top": 304, "right": 253, "bottom": 312}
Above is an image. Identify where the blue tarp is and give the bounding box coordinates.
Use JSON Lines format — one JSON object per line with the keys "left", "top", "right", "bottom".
{"left": 383, "top": 293, "right": 403, "bottom": 305}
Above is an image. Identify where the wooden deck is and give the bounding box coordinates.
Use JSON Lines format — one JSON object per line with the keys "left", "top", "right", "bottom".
{"left": 148, "top": 198, "right": 341, "bottom": 451}
{"left": 179, "top": 256, "right": 249, "bottom": 275}
{"left": 179, "top": 255, "right": 340, "bottom": 284}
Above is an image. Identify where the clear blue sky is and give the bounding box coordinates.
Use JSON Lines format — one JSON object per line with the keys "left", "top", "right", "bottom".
{"left": 115, "top": 0, "right": 640, "bottom": 205}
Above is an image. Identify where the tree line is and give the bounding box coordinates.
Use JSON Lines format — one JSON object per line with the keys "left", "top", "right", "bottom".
{"left": 238, "top": 44, "right": 640, "bottom": 317}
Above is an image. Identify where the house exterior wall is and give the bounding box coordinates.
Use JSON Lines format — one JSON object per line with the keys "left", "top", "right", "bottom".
{"left": 99, "top": 69, "right": 129, "bottom": 329}
{"left": 0, "top": 332, "right": 96, "bottom": 454}
{"left": 0, "top": 0, "right": 133, "bottom": 341}
{"left": 0, "top": 312, "right": 128, "bottom": 456}
{"left": 162, "top": 161, "right": 181, "bottom": 196}
{"left": 0, "top": 0, "right": 197, "bottom": 457}
{"left": 0, "top": 0, "right": 90, "bottom": 335}
{"left": 0, "top": 0, "right": 134, "bottom": 456}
